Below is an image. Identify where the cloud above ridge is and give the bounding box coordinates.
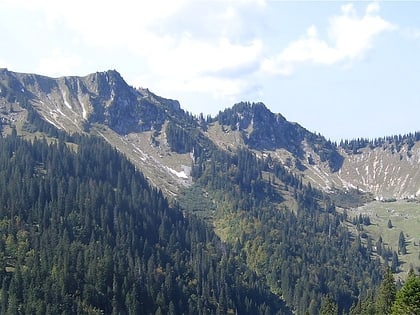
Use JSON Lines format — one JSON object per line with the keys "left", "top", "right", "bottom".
{"left": 261, "top": 2, "right": 397, "bottom": 75}
{"left": 0, "top": 1, "right": 397, "bottom": 103}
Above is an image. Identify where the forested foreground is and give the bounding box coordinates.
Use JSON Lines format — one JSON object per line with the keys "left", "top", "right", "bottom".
{"left": 185, "top": 146, "right": 387, "bottom": 314}
{"left": 347, "top": 268, "right": 420, "bottom": 315}
{"left": 0, "top": 133, "right": 289, "bottom": 314}
{"left": 0, "top": 122, "right": 418, "bottom": 315}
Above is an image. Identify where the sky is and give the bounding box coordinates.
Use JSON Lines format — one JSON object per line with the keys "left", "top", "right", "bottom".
{"left": 1, "top": 0, "right": 420, "bottom": 141}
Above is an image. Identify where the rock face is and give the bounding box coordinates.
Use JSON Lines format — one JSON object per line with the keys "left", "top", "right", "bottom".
{"left": 0, "top": 68, "right": 419, "bottom": 200}
{"left": 0, "top": 69, "right": 190, "bottom": 196}
{"left": 216, "top": 102, "right": 343, "bottom": 171}
{"left": 336, "top": 144, "right": 420, "bottom": 199}
{"left": 0, "top": 69, "right": 181, "bottom": 134}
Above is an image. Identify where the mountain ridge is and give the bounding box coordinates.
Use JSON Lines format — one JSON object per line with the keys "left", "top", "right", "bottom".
{"left": 1, "top": 68, "right": 419, "bottom": 200}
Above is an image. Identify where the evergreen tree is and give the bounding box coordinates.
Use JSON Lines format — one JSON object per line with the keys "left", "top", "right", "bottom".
{"left": 376, "top": 268, "right": 396, "bottom": 315}
{"left": 391, "top": 272, "right": 420, "bottom": 315}
{"left": 391, "top": 251, "right": 399, "bottom": 273}
{"left": 350, "top": 290, "right": 379, "bottom": 315}
{"left": 398, "top": 232, "right": 407, "bottom": 255}
{"left": 319, "top": 296, "right": 338, "bottom": 315}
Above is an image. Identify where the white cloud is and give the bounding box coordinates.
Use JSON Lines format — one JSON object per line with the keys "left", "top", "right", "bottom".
{"left": 0, "top": 60, "right": 14, "bottom": 70}
{"left": 37, "top": 49, "right": 82, "bottom": 77}
{"left": 366, "top": 2, "right": 380, "bottom": 15}
{"left": 160, "top": 75, "right": 247, "bottom": 99}
{"left": 3, "top": 0, "right": 188, "bottom": 48}
{"left": 142, "top": 36, "right": 263, "bottom": 102}
{"left": 152, "top": 37, "right": 262, "bottom": 76}
{"left": 1, "top": 0, "right": 398, "bottom": 106}
{"left": 262, "top": 2, "right": 397, "bottom": 75}
{"left": 5, "top": 0, "right": 265, "bottom": 100}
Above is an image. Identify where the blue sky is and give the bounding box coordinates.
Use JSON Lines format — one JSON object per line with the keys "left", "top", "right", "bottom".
{"left": 1, "top": 0, "right": 419, "bottom": 141}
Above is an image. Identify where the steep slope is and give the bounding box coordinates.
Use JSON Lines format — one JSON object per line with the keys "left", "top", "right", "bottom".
{"left": 302, "top": 142, "right": 420, "bottom": 199}
{"left": 0, "top": 132, "right": 289, "bottom": 314}
{"left": 0, "top": 68, "right": 193, "bottom": 196}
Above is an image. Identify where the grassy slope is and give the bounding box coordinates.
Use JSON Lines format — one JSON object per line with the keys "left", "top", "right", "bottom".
{"left": 351, "top": 200, "right": 420, "bottom": 280}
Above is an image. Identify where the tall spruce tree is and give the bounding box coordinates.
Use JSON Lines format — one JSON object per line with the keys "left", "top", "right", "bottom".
{"left": 391, "top": 272, "right": 420, "bottom": 315}
{"left": 376, "top": 268, "right": 396, "bottom": 315}
{"left": 398, "top": 232, "right": 407, "bottom": 255}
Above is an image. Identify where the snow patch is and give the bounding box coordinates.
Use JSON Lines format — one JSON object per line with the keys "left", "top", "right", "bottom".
{"left": 56, "top": 107, "right": 66, "bottom": 117}
{"left": 81, "top": 102, "right": 88, "bottom": 120}
{"left": 167, "top": 167, "right": 189, "bottom": 179}
{"left": 44, "top": 116, "right": 61, "bottom": 129}
{"left": 62, "top": 91, "right": 72, "bottom": 109}
{"left": 77, "top": 80, "right": 88, "bottom": 120}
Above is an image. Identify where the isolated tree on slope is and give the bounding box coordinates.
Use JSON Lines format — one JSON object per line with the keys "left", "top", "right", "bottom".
{"left": 398, "top": 232, "right": 407, "bottom": 255}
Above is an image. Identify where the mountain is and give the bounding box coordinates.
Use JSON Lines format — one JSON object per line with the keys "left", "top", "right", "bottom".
{"left": 2, "top": 68, "right": 419, "bottom": 200}
{"left": 0, "top": 68, "right": 193, "bottom": 196}
{"left": 0, "top": 68, "right": 419, "bottom": 314}
{"left": 211, "top": 102, "right": 420, "bottom": 200}
{"left": 0, "top": 68, "right": 181, "bottom": 132}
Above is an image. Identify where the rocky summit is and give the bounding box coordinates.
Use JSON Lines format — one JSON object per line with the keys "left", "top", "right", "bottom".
{"left": 1, "top": 68, "right": 418, "bottom": 200}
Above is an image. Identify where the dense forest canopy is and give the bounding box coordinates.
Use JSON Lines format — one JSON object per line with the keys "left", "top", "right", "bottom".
{"left": 0, "top": 132, "right": 289, "bottom": 314}
{"left": 183, "top": 144, "right": 385, "bottom": 314}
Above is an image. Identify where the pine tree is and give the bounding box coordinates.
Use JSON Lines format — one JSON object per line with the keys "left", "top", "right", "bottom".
{"left": 398, "top": 232, "right": 407, "bottom": 255}
{"left": 391, "top": 272, "right": 420, "bottom": 315}
{"left": 376, "top": 268, "right": 396, "bottom": 315}
{"left": 391, "top": 251, "right": 399, "bottom": 273}
{"left": 319, "top": 295, "right": 338, "bottom": 315}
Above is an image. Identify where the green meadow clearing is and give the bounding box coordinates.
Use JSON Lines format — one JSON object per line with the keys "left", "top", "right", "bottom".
{"left": 353, "top": 200, "right": 420, "bottom": 280}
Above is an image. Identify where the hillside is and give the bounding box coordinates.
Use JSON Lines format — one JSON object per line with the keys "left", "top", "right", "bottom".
{"left": 0, "top": 68, "right": 419, "bottom": 314}
{"left": 0, "top": 132, "right": 289, "bottom": 314}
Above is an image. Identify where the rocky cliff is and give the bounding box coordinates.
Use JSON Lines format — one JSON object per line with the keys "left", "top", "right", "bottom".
{"left": 1, "top": 68, "right": 419, "bottom": 200}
